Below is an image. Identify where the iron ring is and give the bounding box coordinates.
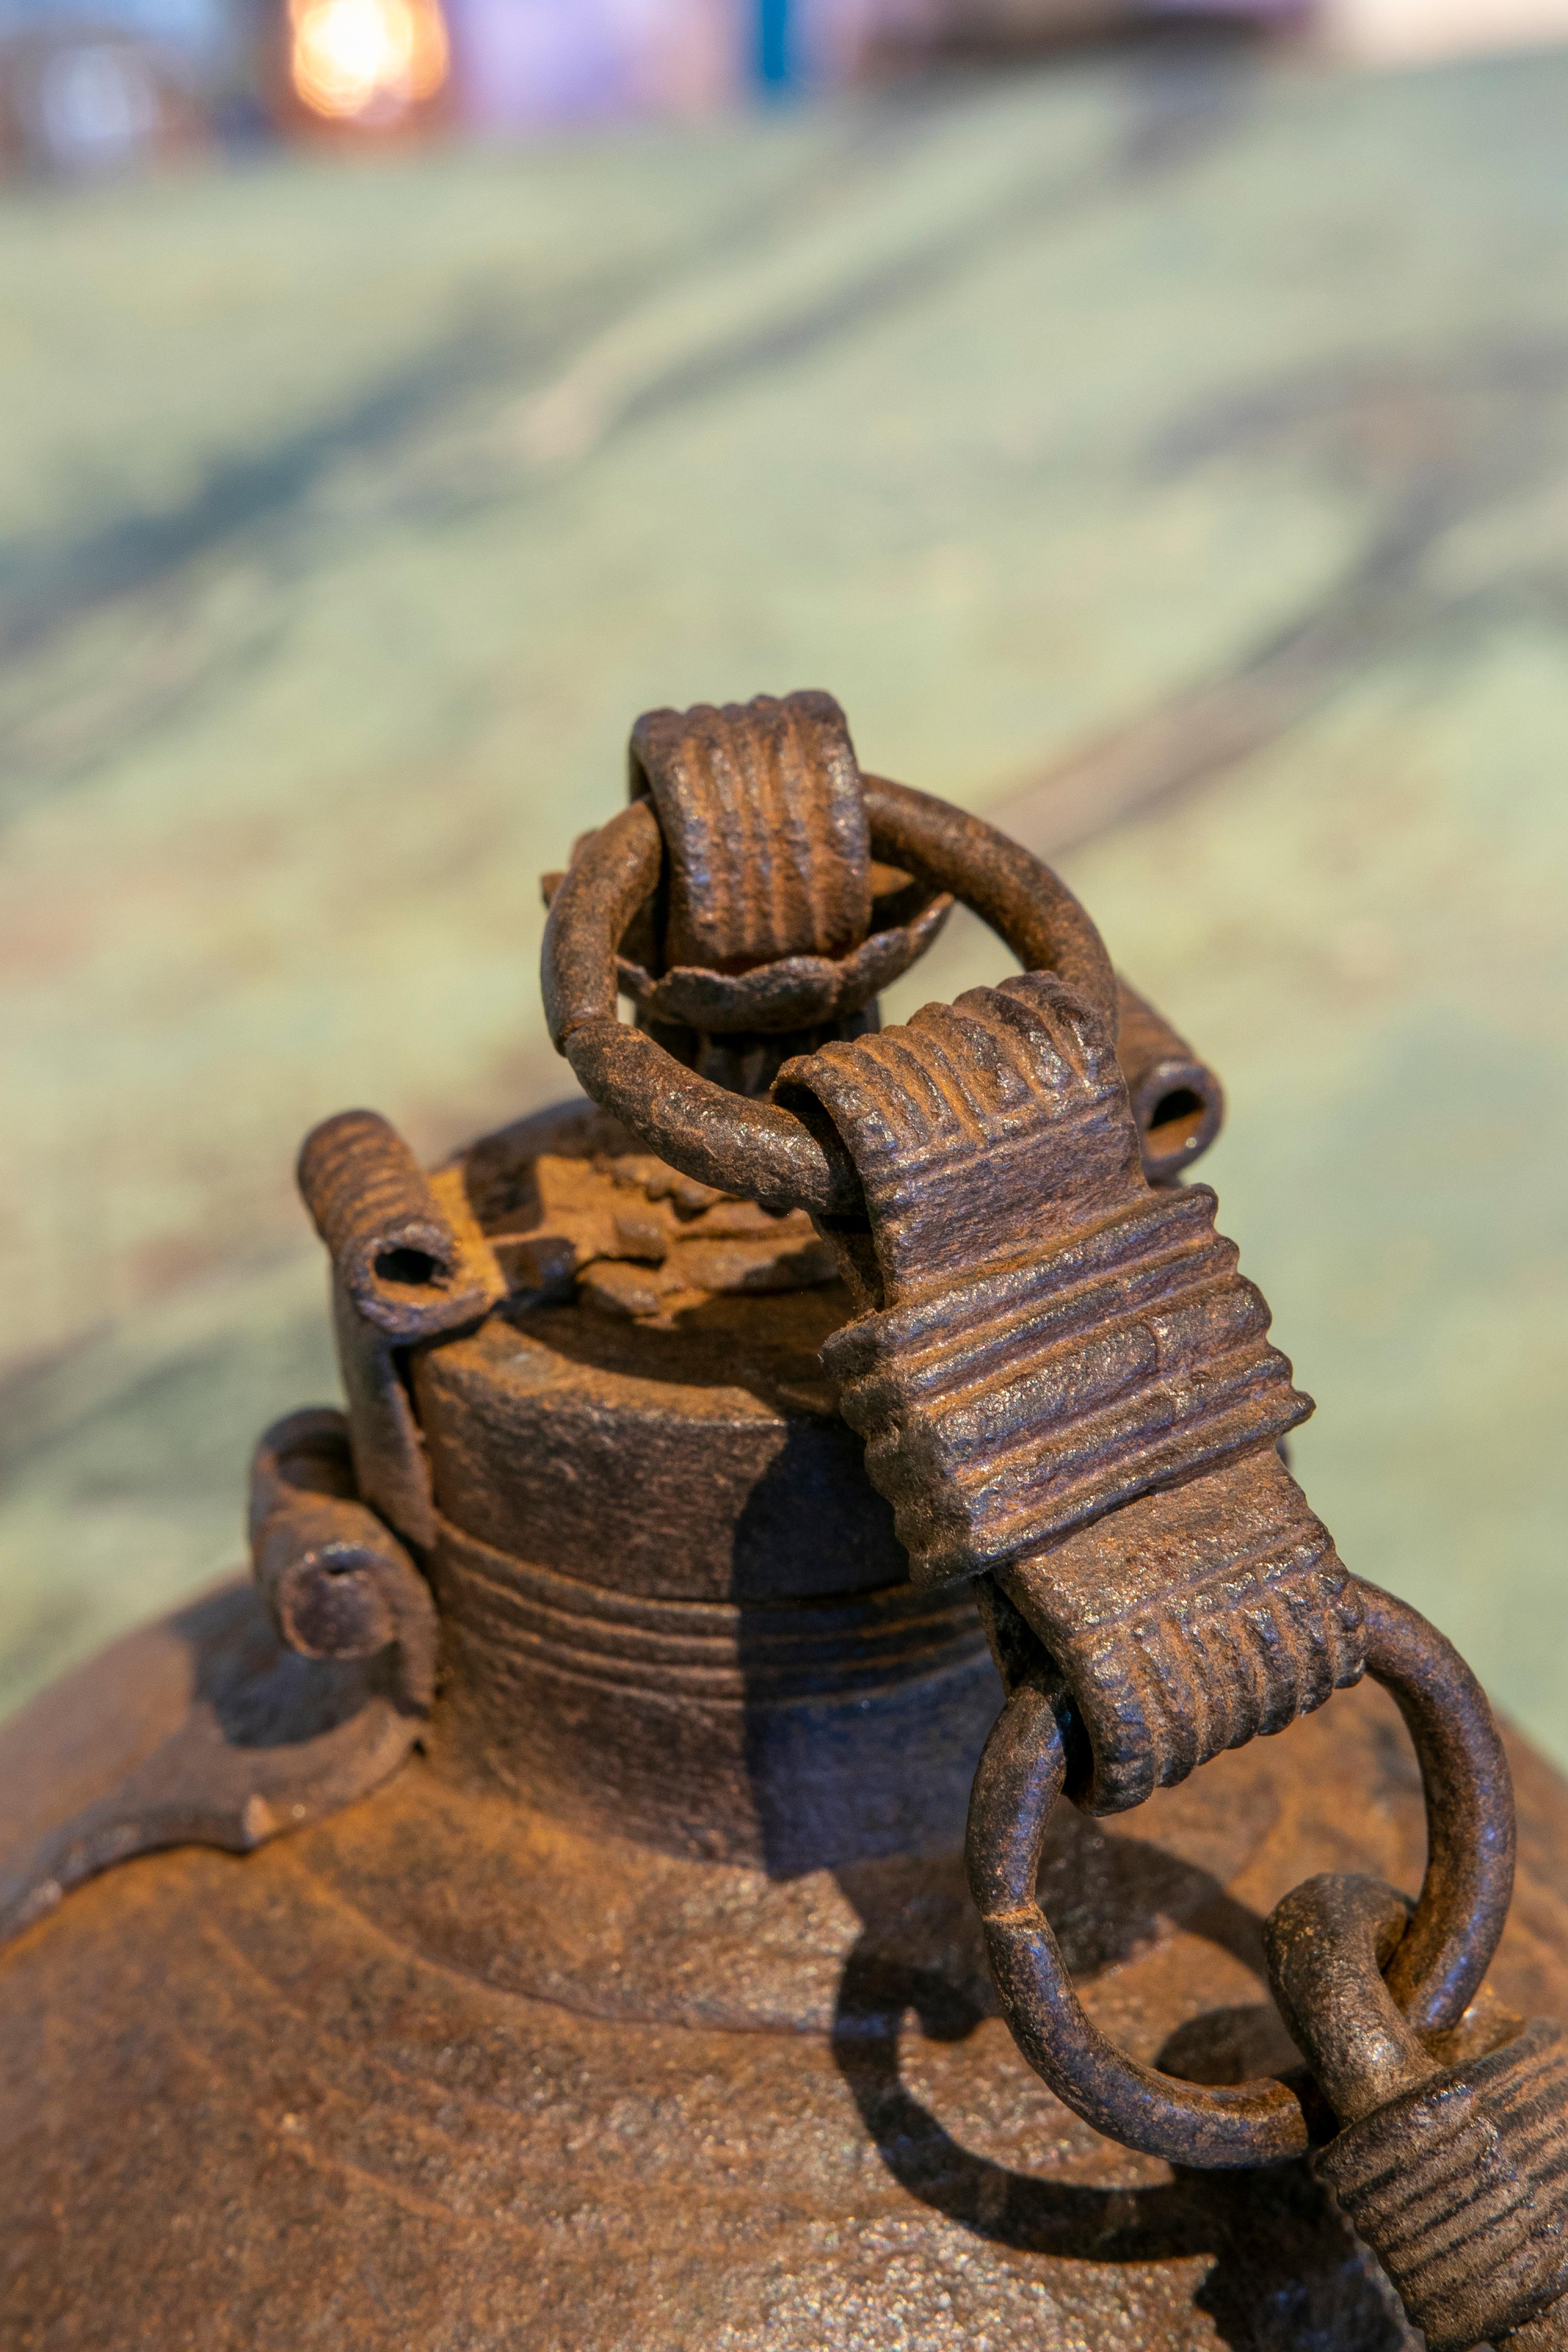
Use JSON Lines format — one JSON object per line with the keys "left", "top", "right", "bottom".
{"left": 965, "top": 1578, "right": 1515, "bottom": 2169}
{"left": 540, "top": 775, "right": 1118, "bottom": 1215}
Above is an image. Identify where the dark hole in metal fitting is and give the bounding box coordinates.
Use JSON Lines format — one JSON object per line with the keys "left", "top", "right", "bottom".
{"left": 375, "top": 1247, "right": 444, "bottom": 1288}
{"left": 1149, "top": 1087, "right": 1204, "bottom": 1136}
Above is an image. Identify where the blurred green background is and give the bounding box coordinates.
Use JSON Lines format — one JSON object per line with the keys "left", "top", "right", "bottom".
{"left": 2, "top": 40, "right": 1565, "bottom": 1764}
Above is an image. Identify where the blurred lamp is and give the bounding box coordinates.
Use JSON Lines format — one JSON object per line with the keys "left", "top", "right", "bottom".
{"left": 288, "top": 0, "right": 448, "bottom": 123}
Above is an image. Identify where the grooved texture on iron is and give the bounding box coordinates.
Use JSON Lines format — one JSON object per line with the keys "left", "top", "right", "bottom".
{"left": 783, "top": 973, "right": 1141, "bottom": 1297}
{"left": 630, "top": 691, "right": 871, "bottom": 973}
{"left": 1003, "top": 1451, "right": 1364, "bottom": 1813}
{"left": 823, "top": 1180, "right": 1310, "bottom": 1585}
{"left": 432, "top": 1514, "right": 987, "bottom": 1705}
{"left": 298, "top": 1108, "right": 455, "bottom": 1276}
{"left": 1317, "top": 2019, "right": 1568, "bottom": 2352}
{"left": 783, "top": 970, "right": 1354, "bottom": 1808}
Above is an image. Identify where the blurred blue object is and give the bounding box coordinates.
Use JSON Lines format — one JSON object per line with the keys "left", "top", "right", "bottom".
{"left": 0, "top": 0, "right": 265, "bottom": 172}
{"left": 756, "top": 0, "right": 794, "bottom": 87}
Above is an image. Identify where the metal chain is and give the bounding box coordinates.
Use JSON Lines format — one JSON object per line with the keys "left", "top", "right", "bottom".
{"left": 548, "top": 693, "right": 1563, "bottom": 2352}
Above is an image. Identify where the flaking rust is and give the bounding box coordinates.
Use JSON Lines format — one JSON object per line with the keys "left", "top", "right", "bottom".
{"left": 2, "top": 690, "right": 1565, "bottom": 2352}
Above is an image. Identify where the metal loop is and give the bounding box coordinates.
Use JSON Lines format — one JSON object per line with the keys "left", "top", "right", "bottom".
{"left": 1262, "top": 1873, "right": 1435, "bottom": 2129}
{"left": 965, "top": 1578, "right": 1515, "bottom": 2169}
{"left": 540, "top": 777, "right": 1117, "bottom": 1215}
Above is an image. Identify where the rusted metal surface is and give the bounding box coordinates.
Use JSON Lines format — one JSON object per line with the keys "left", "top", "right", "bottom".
{"left": 994, "top": 1454, "right": 1361, "bottom": 1813}
{"left": 964, "top": 1583, "right": 1515, "bottom": 2167}
{"left": 618, "top": 696, "right": 951, "bottom": 1043}
{"left": 1267, "top": 1874, "right": 1568, "bottom": 2351}
{"left": 629, "top": 691, "right": 873, "bottom": 973}
{"left": 773, "top": 964, "right": 1369, "bottom": 1826}
{"left": 0, "top": 1406, "right": 437, "bottom": 1948}
{"left": 0, "top": 1577, "right": 424, "bottom": 1951}
{"left": 402, "top": 1099, "right": 997, "bottom": 1871}
{"left": 543, "top": 692, "right": 1559, "bottom": 2341}
{"left": 298, "top": 1108, "right": 504, "bottom": 1344}
{"left": 503, "top": 1143, "right": 839, "bottom": 1318}
{"left": 1115, "top": 975, "right": 1225, "bottom": 1184}
{"left": 301, "top": 1114, "right": 505, "bottom": 1549}
{"left": 6, "top": 1658, "right": 1568, "bottom": 2348}
{"left": 776, "top": 983, "right": 1309, "bottom": 1585}
{"left": 250, "top": 1407, "right": 437, "bottom": 1712}
{"left": 327, "top": 1267, "right": 440, "bottom": 1549}
{"left": 2, "top": 686, "right": 1564, "bottom": 2350}
{"left": 544, "top": 793, "right": 854, "bottom": 1209}
{"left": 543, "top": 750, "right": 1223, "bottom": 1206}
